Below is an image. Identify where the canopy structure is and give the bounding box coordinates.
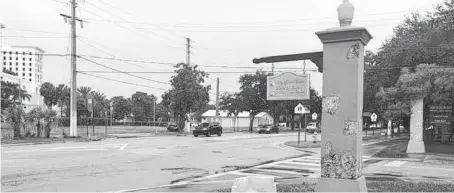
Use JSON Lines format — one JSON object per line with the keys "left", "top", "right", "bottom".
{"left": 252, "top": 51, "right": 324, "bottom": 73}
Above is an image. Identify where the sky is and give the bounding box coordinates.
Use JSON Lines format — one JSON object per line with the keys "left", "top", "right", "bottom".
{"left": 0, "top": 0, "right": 446, "bottom": 103}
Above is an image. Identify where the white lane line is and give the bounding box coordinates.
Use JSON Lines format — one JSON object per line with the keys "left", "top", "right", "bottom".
{"left": 119, "top": 143, "right": 129, "bottom": 151}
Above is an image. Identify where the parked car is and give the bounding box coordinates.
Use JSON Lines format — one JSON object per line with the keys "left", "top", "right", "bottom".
{"left": 306, "top": 122, "right": 321, "bottom": 133}
{"left": 167, "top": 122, "right": 178, "bottom": 132}
{"left": 257, "top": 124, "right": 279, "bottom": 134}
{"left": 193, "top": 122, "right": 222, "bottom": 137}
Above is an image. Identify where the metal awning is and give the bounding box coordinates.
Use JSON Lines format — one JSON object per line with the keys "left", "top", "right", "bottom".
{"left": 252, "top": 51, "right": 324, "bottom": 73}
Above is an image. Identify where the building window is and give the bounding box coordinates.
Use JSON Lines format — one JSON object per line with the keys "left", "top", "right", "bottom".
{"left": 22, "top": 73, "right": 25, "bottom": 76}
{"left": 23, "top": 68, "right": 25, "bottom": 71}
{"left": 23, "top": 57, "right": 25, "bottom": 61}
{"left": 23, "top": 63, "right": 25, "bottom": 66}
{"left": 9, "top": 51, "right": 12, "bottom": 54}
{"left": 29, "top": 52, "right": 32, "bottom": 55}
{"left": 16, "top": 57, "right": 18, "bottom": 60}
{"left": 9, "top": 57, "right": 11, "bottom": 60}
{"left": 29, "top": 73, "right": 31, "bottom": 76}
{"left": 3, "top": 56, "right": 5, "bottom": 60}
{"left": 29, "top": 78, "right": 32, "bottom": 82}
{"left": 16, "top": 68, "right": 18, "bottom": 71}
{"left": 29, "top": 68, "right": 31, "bottom": 71}
{"left": 29, "top": 58, "right": 32, "bottom": 61}
{"left": 9, "top": 62, "right": 12, "bottom": 65}
{"left": 3, "top": 62, "right": 5, "bottom": 65}
{"left": 15, "top": 51, "right": 18, "bottom": 55}
{"left": 9, "top": 67, "right": 11, "bottom": 71}
{"left": 16, "top": 62, "right": 18, "bottom": 66}
{"left": 22, "top": 52, "right": 25, "bottom": 55}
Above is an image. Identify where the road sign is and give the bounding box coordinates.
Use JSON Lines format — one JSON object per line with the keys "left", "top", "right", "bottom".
{"left": 371, "top": 113, "right": 377, "bottom": 122}
{"left": 312, "top": 113, "right": 318, "bottom": 120}
{"left": 267, "top": 72, "right": 310, "bottom": 100}
{"left": 294, "top": 104, "right": 309, "bottom": 114}
{"left": 86, "top": 98, "right": 94, "bottom": 112}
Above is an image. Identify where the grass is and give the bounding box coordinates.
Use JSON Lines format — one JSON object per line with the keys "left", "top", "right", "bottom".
{"left": 373, "top": 139, "right": 409, "bottom": 158}
{"left": 214, "top": 180, "right": 454, "bottom": 192}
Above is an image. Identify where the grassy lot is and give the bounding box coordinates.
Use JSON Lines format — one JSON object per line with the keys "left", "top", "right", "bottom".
{"left": 214, "top": 180, "right": 454, "bottom": 192}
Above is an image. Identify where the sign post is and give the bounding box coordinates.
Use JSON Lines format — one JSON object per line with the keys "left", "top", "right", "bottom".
{"left": 295, "top": 104, "right": 310, "bottom": 144}
{"left": 371, "top": 113, "right": 377, "bottom": 135}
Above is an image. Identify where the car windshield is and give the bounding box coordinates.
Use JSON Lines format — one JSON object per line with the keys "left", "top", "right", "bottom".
{"left": 169, "top": 122, "right": 176, "bottom": 126}
{"left": 201, "top": 123, "right": 210, "bottom": 127}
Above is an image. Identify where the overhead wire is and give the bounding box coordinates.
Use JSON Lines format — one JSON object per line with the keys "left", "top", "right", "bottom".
{"left": 78, "top": 56, "right": 172, "bottom": 86}
{"left": 78, "top": 72, "right": 167, "bottom": 91}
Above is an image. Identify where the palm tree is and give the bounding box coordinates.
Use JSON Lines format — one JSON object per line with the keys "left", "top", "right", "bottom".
{"left": 77, "top": 86, "right": 92, "bottom": 100}
{"left": 3, "top": 104, "right": 24, "bottom": 138}
{"left": 91, "top": 91, "right": 107, "bottom": 117}
{"left": 56, "top": 84, "right": 70, "bottom": 117}
{"left": 1, "top": 81, "right": 32, "bottom": 103}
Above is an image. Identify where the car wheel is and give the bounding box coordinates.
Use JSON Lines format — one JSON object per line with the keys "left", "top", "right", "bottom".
{"left": 276, "top": 130, "right": 279, "bottom": 134}
{"left": 267, "top": 131, "right": 271, "bottom": 134}
{"left": 217, "top": 131, "right": 222, "bottom": 136}
{"left": 206, "top": 131, "right": 210, "bottom": 137}
{"left": 194, "top": 134, "right": 198, "bottom": 137}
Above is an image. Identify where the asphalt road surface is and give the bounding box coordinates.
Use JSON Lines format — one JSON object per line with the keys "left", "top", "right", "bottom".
{"left": 1, "top": 133, "right": 303, "bottom": 192}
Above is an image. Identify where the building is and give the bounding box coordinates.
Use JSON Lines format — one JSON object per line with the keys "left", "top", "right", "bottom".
{"left": 201, "top": 110, "right": 274, "bottom": 128}
{"left": 1, "top": 45, "right": 45, "bottom": 110}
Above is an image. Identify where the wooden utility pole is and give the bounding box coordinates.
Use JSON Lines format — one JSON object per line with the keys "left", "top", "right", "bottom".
{"left": 61, "top": 0, "right": 84, "bottom": 137}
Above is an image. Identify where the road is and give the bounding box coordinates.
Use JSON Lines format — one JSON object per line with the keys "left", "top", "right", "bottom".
{"left": 1, "top": 132, "right": 303, "bottom": 192}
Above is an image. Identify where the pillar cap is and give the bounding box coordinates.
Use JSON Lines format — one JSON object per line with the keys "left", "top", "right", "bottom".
{"left": 316, "top": 26, "right": 373, "bottom": 45}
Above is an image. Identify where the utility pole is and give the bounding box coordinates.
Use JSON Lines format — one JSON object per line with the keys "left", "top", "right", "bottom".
{"left": 61, "top": 0, "right": 84, "bottom": 137}
{"left": 215, "top": 78, "right": 220, "bottom": 122}
{"left": 186, "top": 38, "right": 190, "bottom": 65}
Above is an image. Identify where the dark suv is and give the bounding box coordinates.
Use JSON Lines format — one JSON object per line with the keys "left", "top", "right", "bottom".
{"left": 193, "top": 122, "right": 222, "bottom": 137}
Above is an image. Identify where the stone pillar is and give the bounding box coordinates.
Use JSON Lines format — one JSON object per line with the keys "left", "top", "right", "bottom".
{"left": 407, "top": 97, "right": 425, "bottom": 153}
{"left": 315, "top": 1, "right": 372, "bottom": 192}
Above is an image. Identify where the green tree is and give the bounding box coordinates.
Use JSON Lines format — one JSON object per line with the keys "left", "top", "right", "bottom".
{"left": 40, "top": 82, "right": 57, "bottom": 109}
{"left": 237, "top": 70, "right": 270, "bottom": 132}
{"left": 2, "top": 104, "right": 24, "bottom": 138}
{"left": 91, "top": 90, "right": 108, "bottom": 117}
{"left": 377, "top": 64, "right": 454, "bottom": 123}
{"left": 77, "top": 86, "right": 92, "bottom": 118}
{"left": 168, "top": 63, "right": 211, "bottom": 131}
{"left": 1, "top": 81, "right": 31, "bottom": 110}
{"left": 220, "top": 92, "right": 242, "bottom": 131}
{"left": 131, "top": 92, "right": 156, "bottom": 122}
{"left": 55, "top": 84, "right": 70, "bottom": 117}
{"left": 111, "top": 96, "right": 132, "bottom": 120}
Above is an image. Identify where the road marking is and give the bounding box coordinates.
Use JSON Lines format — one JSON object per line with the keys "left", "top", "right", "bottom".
{"left": 119, "top": 143, "right": 129, "bottom": 151}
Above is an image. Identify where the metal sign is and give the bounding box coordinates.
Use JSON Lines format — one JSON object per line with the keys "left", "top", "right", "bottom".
{"left": 312, "top": 113, "right": 318, "bottom": 120}
{"left": 86, "top": 98, "right": 94, "bottom": 112}
{"left": 267, "top": 72, "right": 310, "bottom": 100}
{"left": 294, "top": 104, "right": 309, "bottom": 114}
{"left": 371, "top": 113, "right": 377, "bottom": 122}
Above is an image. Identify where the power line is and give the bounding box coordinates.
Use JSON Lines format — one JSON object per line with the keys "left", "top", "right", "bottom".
{"left": 2, "top": 35, "right": 69, "bottom": 39}
{"left": 80, "top": 1, "right": 185, "bottom": 51}
{"left": 78, "top": 56, "right": 172, "bottom": 85}
{"left": 3, "top": 28, "right": 68, "bottom": 35}
{"left": 78, "top": 37, "right": 147, "bottom": 69}
{"left": 84, "top": 8, "right": 430, "bottom": 27}
{"left": 78, "top": 72, "right": 167, "bottom": 91}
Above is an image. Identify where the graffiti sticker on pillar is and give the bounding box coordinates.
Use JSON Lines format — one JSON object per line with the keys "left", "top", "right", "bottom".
{"left": 346, "top": 43, "right": 360, "bottom": 59}
{"left": 321, "top": 144, "right": 359, "bottom": 179}
{"left": 322, "top": 95, "right": 340, "bottom": 115}
{"left": 343, "top": 120, "right": 358, "bottom": 135}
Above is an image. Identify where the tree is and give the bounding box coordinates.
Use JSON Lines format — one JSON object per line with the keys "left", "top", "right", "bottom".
{"left": 40, "top": 82, "right": 57, "bottom": 109}
{"left": 55, "top": 84, "right": 70, "bottom": 117}
{"left": 77, "top": 86, "right": 92, "bottom": 118}
{"left": 220, "top": 92, "right": 242, "bottom": 131}
{"left": 1, "top": 81, "right": 31, "bottom": 111}
{"left": 168, "top": 63, "right": 211, "bottom": 132}
{"left": 237, "top": 70, "right": 270, "bottom": 132}
{"left": 91, "top": 90, "right": 108, "bottom": 117}
{"left": 2, "top": 67, "right": 17, "bottom": 76}
{"left": 77, "top": 86, "right": 92, "bottom": 100}
{"left": 3, "top": 104, "right": 24, "bottom": 138}
{"left": 377, "top": 64, "right": 454, "bottom": 123}
{"left": 111, "top": 96, "right": 131, "bottom": 121}
{"left": 131, "top": 92, "right": 156, "bottom": 122}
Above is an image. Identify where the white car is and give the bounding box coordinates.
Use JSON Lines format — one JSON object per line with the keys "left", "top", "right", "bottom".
{"left": 306, "top": 122, "right": 321, "bottom": 133}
